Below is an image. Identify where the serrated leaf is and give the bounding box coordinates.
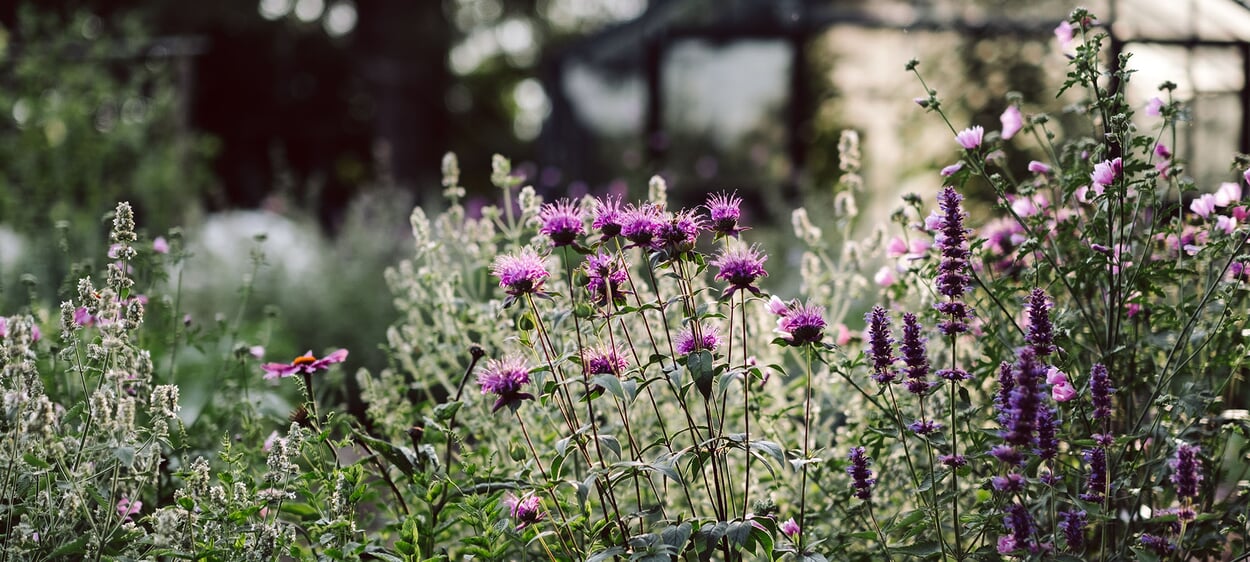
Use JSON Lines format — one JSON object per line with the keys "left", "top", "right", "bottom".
{"left": 22, "top": 453, "right": 50, "bottom": 470}
{"left": 432, "top": 401, "right": 462, "bottom": 421}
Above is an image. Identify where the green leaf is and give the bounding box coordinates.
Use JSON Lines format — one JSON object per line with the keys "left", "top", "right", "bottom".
{"left": 661, "top": 522, "right": 692, "bottom": 551}
{"left": 432, "top": 401, "right": 462, "bottom": 421}
{"left": 892, "top": 541, "right": 941, "bottom": 556}
{"left": 689, "top": 350, "right": 714, "bottom": 399}
{"left": 22, "top": 453, "right": 50, "bottom": 470}
{"left": 592, "top": 374, "right": 626, "bottom": 402}
{"left": 587, "top": 547, "right": 626, "bottom": 562}
{"left": 114, "top": 446, "right": 136, "bottom": 468}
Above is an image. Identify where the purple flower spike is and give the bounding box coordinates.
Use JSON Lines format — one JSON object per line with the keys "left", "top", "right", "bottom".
{"left": 940, "top": 454, "right": 967, "bottom": 468}
{"left": 900, "top": 313, "right": 931, "bottom": 394}
{"left": 492, "top": 247, "right": 551, "bottom": 300}
{"left": 1002, "top": 347, "right": 1045, "bottom": 448}
{"left": 955, "top": 125, "right": 984, "bottom": 149}
{"left": 1025, "top": 289, "right": 1056, "bottom": 357}
{"left": 676, "top": 323, "right": 721, "bottom": 355}
{"left": 504, "top": 493, "right": 545, "bottom": 530}
{"left": 1080, "top": 447, "right": 1107, "bottom": 502}
{"left": 478, "top": 356, "right": 535, "bottom": 412}
{"left": 1169, "top": 443, "right": 1203, "bottom": 500}
{"left": 538, "top": 199, "right": 585, "bottom": 247}
{"left": 847, "top": 446, "right": 875, "bottom": 500}
{"left": 991, "top": 473, "right": 1025, "bottom": 493}
{"left": 1089, "top": 363, "right": 1114, "bottom": 421}
{"left": 934, "top": 187, "right": 972, "bottom": 335}
{"left": 865, "top": 306, "right": 897, "bottom": 384}
{"left": 1035, "top": 405, "right": 1059, "bottom": 460}
{"left": 712, "top": 242, "right": 768, "bottom": 298}
{"left": 1003, "top": 503, "right": 1035, "bottom": 553}
{"left": 990, "top": 445, "right": 1024, "bottom": 466}
{"left": 1140, "top": 534, "right": 1175, "bottom": 556}
{"left": 591, "top": 195, "right": 626, "bottom": 239}
{"left": 706, "top": 192, "right": 746, "bottom": 237}
{"left": 994, "top": 361, "right": 1015, "bottom": 424}
{"left": 1058, "top": 510, "right": 1086, "bottom": 552}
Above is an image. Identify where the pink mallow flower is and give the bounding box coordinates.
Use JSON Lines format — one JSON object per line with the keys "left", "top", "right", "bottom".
{"left": 153, "top": 236, "right": 170, "bottom": 254}
{"left": 1090, "top": 158, "right": 1122, "bottom": 189}
{"left": 1000, "top": 106, "right": 1023, "bottom": 140}
{"left": 1054, "top": 20, "right": 1075, "bottom": 51}
{"left": 1217, "top": 215, "right": 1238, "bottom": 236}
{"left": 1215, "top": 182, "right": 1242, "bottom": 207}
{"left": 262, "top": 349, "right": 348, "bottom": 380}
{"left": 874, "top": 266, "right": 897, "bottom": 287}
{"left": 834, "top": 323, "right": 853, "bottom": 346}
{"left": 1053, "top": 381, "right": 1077, "bottom": 402}
{"left": 1145, "top": 97, "right": 1164, "bottom": 117}
{"left": 1190, "top": 194, "right": 1217, "bottom": 218}
{"left": 1028, "top": 161, "right": 1052, "bottom": 175}
{"left": 1046, "top": 367, "right": 1068, "bottom": 386}
{"left": 940, "top": 162, "right": 964, "bottom": 177}
{"left": 780, "top": 517, "right": 801, "bottom": 540}
{"left": 117, "top": 497, "right": 142, "bottom": 522}
{"left": 955, "top": 126, "right": 984, "bottom": 150}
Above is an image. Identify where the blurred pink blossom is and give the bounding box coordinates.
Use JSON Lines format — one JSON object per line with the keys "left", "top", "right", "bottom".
{"left": 1000, "top": 106, "right": 1023, "bottom": 139}
{"left": 941, "top": 162, "right": 963, "bottom": 176}
{"left": 153, "top": 236, "right": 170, "bottom": 254}
{"left": 955, "top": 126, "right": 984, "bottom": 149}
{"left": 1214, "top": 182, "right": 1242, "bottom": 207}
{"left": 1027, "top": 161, "right": 1052, "bottom": 174}
{"left": 1052, "top": 381, "right": 1077, "bottom": 402}
{"left": 1145, "top": 97, "right": 1164, "bottom": 117}
{"left": 1190, "top": 194, "right": 1217, "bottom": 218}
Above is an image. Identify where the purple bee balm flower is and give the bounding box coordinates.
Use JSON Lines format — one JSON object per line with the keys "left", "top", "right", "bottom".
{"left": 1058, "top": 510, "right": 1086, "bottom": 552}
{"left": 492, "top": 247, "right": 551, "bottom": 299}
{"left": 504, "top": 493, "right": 545, "bottom": 530}
{"left": 478, "top": 356, "right": 535, "bottom": 412}
{"left": 621, "top": 203, "right": 665, "bottom": 250}
{"left": 584, "top": 251, "right": 628, "bottom": 306}
{"left": 900, "top": 313, "right": 932, "bottom": 394}
{"left": 582, "top": 345, "right": 628, "bottom": 376}
{"left": 955, "top": 125, "right": 984, "bottom": 149}
{"left": 658, "top": 209, "right": 704, "bottom": 255}
{"left": 847, "top": 446, "right": 875, "bottom": 500}
{"left": 676, "top": 323, "right": 721, "bottom": 355}
{"left": 262, "top": 349, "right": 349, "bottom": 380}
{"left": 706, "top": 192, "right": 746, "bottom": 237}
{"left": 1089, "top": 363, "right": 1114, "bottom": 420}
{"left": 1169, "top": 443, "right": 1203, "bottom": 499}
{"left": 1080, "top": 447, "right": 1107, "bottom": 502}
{"left": 991, "top": 473, "right": 1026, "bottom": 493}
{"left": 865, "top": 306, "right": 897, "bottom": 384}
{"left": 780, "top": 517, "right": 800, "bottom": 539}
{"left": 1025, "top": 289, "right": 1056, "bottom": 357}
{"left": 774, "top": 301, "right": 826, "bottom": 346}
{"left": 1000, "top": 106, "right": 1023, "bottom": 140}
{"left": 1139, "top": 534, "right": 1175, "bottom": 556}
{"left": 934, "top": 187, "right": 972, "bottom": 335}
{"left": 908, "top": 419, "right": 942, "bottom": 436}
{"left": 591, "top": 195, "right": 626, "bottom": 238}
{"left": 712, "top": 242, "right": 768, "bottom": 298}
{"left": 1090, "top": 157, "right": 1122, "bottom": 189}
{"left": 1028, "top": 160, "right": 1052, "bottom": 174}
{"left": 538, "top": 198, "right": 585, "bottom": 247}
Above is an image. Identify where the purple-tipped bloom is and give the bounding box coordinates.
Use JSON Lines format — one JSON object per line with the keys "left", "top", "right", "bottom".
{"left": 1058, "top": 510, "right": 1086, "bottom": 552}
{"left": 1080, "top": 447, "right": 1107, "bottom": 502}
{"left": 117, "top": 497, "right": 142, "bottom": 522}
{"left": 583, "top": 345, "right": 628, "bottom": 376}
{"left": 908, "top": 419, "right": 943, "bottom": 436}
{"left": 774, "top": 301, "right": 826, "bottom": 346}
{"left": 1002, "top": 503, "right": 1035, "bottom": 554}
{"left": 676, "top": 323, "right": 721, "bottom": 355}
{"left": 1090, "top": 157, "right": 1122, "bottom": 189}
{"left": 955, "top": 125, "right": 984, "bottom": 149}
{"left": 1089, "top": 363, "right": 1114, "bottom": 421}
{"left": 995, "top": 361, "right": 1015, "bottom": 424}
{"left": 584, "top": 251, "right": 628, "bottom": 306}
{"left": 934, "top": 187, "right": 972, "bottom": 335}
{"left": 538, "top": 199, "right": 585, "bottom": 247}
{"left": 1025, "top": 289, "right": 1056, "bottom": 357}
{"left": 262, "top": 349, "right": 349, "bottom": 380}
{"left": 865, "top": 306, "right": 897, "bottom": 384}
{"left": 591, "top": 195, "right": 626, "bottom": 239}
{"left": 706, "top": 192, "right": 746, "bottom": 237}
{"left": 621, "top": 203, "right": 665, "bottom": 250}
{"left": 1035, "top": 405, "right": 1059, "bottom": 460}
{"left": 780, "top": 517, "right": 800, "bottom": 540}
{"left": 504, "top": 493, "right": 545, "bottom": 530}
{"left": 1169, "top": 443, "right": 1203, "bottom": 499}
{"left": 658, "top": 209, "right": 704, "bottom": 255}
{"left": 847, "top": 446, "right": 875, "bottom": 500}
{"left": 1140, "top": 534, "right": 1175, "bottom": 556}
{"left": 991, "top": 473, "right": 1026, "bottom": 493}
{"left": 712, "top": 243, "right": 768, "bottom": 298}
{"left": 492, "top": 247, "right": 550, "bottom": 299}
{"left": 1003, "top": 347, "right": 1045, "bottom": 448}
{"left": 900, "top": 312, "right": 932, "bottom": 394}
{"left": 478, "top": 356, "right": 534, "bottom": 412}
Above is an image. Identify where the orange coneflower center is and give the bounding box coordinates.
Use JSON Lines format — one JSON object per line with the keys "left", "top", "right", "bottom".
{"left": 292, "top": 354, "right": 318, "bottom": 366}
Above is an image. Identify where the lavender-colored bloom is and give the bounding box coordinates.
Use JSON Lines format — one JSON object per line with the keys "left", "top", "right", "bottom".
{"left": 117, "top": 497, "right": 142, "bottom": 522}
{"left": 1139, "top": 534, "right": 1175, "bottom": 556}
{"left": 1058, "top": 510, "right": 1086, "bottom": 551}
{"left": 1003, "top": 347, "right": 1045, "bottom": 448}
{"left": 1169, "top": 443, "right": 1203, "bottom": 499}
{"left": 583, "top": 345, "right": 628, "bottom": 376}
{"left": 780, "top": 517, "right": 800, "bottom": 539}
{"left": 591, "top": 195, "right": 626, "bottom": 238}
{"left": 1080, "top": 447, "right": 1107, "bottom": 502}
{"left": 1000, "top": 106, "right": 1023, "bottom": 140}
{"left": 995, "top": 361, "right": 1015, "bottom": 424}
{"left": 1090, "top": 157, "right": 1122, "bottom": 189}
{"left": 1089, "top": 363, "right": 1114, "bottom": 420}
{"left": 991, "top": 473, "right": 1026, "bottom": 493}
{"left": 658, "top": 209, "right": 704, "bottom": 254}
{"left": 712, "top": 242, "right": 768, "bottom": 298}
{"left": 584, "top": 251, "right": 628, "bottom": 306}
{"left": 1054, "top": 20, "right": 1075, "bottom": 50}
{"left": 865, "top": 306, "right": 897, "bottom": 384}
{"left": 706, "top": 192, "right": 746, "bottom": 237}
{"left": 1025, "top": 289, "right": 1056, "bottom": 357}
{"left": 492, "top": 247, "right": 550, "bottom": 298}
{"left": 1145, "top": 96, "right": 1164, "bottom": 116}
{"left": 478, "top": 356, "right": 535, "bottom": 412}
{"left": 676, "top": 323, "right": 721, "bottom": 355}
{"left": 774, "top": 301, "right": 826, "bottom": 346}
{"left": 990, "top": 445, "right": 1024, "bottom": 466}
{"left": 1035, "top": 406, "right": 1059, "bottom": 460}
{"left": 940, "top": 162, "right": 964, "bottom": 177}
{"left": 847, "top": 446, "right": 875, "bottom": 500}
{"left": 934, "top": 187, "right": 972, "bottom": 335}
{"left": 940, "top": 454, "right": 967, "bottom": 468}
{"left": 504, "top": 493, "right": 545, "bottom": 530}
{"left": 900, "top": 313, "right": 932, "bottom": 394}
{"left": 1028, "top": 160, "right": 1052, "bottom": 174}
{"left": 908, "top": 419, "right": 943, "bottom": 436}
{"left": 1003, "top": 503, "right": 1034, "bottom": 553}
{"left": 620, "top": 203, "right": 665, "bottom": 250}
{"left": 955, "top": 125, "right": 984, "bottom": 149}
{"left": 538, "top": 199, "right": 585, "bottom": 247}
